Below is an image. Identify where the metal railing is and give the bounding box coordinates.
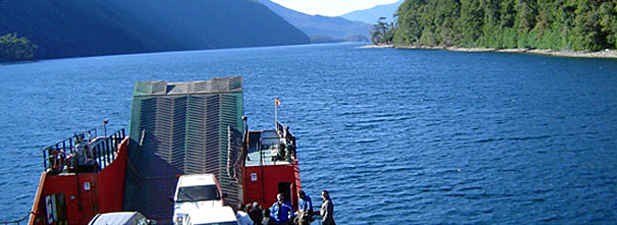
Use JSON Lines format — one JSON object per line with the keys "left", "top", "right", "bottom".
{"left": 43, "top": 128, "right": 96, "bottom": 170}
{"left": 42, "top": 128, "right": 125, "bottom": 173}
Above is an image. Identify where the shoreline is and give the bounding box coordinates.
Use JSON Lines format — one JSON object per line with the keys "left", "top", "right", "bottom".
{"left": 357, "top": 44, "right": 617, "bottom": 59}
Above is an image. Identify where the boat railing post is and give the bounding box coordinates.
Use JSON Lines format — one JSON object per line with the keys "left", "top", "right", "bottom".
{"left": 67, "top": 137, "right": 73, "bottom": 156}
{"left": 103, "top": 119, "right": 108, "bottom": 137}
{"left": 105, "top": 136, "right": 111, "bottom": 165}
{"left": 107, "top": 134, "right": 113, "bottom": 164}
{"left": 111, "top": 132, "right": 116, "bottom": 161}
{"left": 93, "top": 145, "right": 100, "bottom": 170}
{"left": 100, "top": 144, "right": 106, "bottom": 169}
{"left": 43, "top": 147, "right": 48, "bottom": 170}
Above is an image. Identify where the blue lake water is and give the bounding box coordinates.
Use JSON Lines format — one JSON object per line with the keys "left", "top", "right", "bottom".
{"left": 1, "top": 43, "right": 617, "bottom": 224}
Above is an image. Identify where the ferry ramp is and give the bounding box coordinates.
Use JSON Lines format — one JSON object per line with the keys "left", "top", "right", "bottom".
{"left": 123, "top": 77, "right": 244, "bottom": 223}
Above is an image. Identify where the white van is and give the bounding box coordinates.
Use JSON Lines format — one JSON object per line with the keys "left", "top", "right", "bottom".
{"left": 172, "top": 174, "right": 225, "bottom": 225}
{"left": 88, "top": 211, "right": 156, "bottom": 225}
{"left": 181, "top": 206, "right": 239, "bottom": 225}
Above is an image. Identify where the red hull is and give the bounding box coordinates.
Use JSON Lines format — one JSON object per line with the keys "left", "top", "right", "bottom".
{"left": 243, "top": 160, "right": 302, "bottom": 210}
{"left": 29, "top": 137, "right": 129, "bottom": 225}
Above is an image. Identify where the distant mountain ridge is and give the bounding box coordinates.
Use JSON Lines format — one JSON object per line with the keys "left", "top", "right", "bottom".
{"left": 341, "top": 0, "right": 403, "bottom": 24}
{"left": 0, "top": 0, "right": 310, "bottom": 60}
{"left": 255, "top": 0, "right": 370, "bottom": 42}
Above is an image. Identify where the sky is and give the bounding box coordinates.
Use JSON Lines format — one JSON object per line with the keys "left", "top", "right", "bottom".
{"left": 269, "top": 0, "right": 401, "bottom": 17}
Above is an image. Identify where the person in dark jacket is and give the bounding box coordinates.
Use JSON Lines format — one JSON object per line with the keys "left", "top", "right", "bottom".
{"left": 262, "top": 208, "right": 273, "bottom": 225}
{"left": 320, "top": 190, "right": 335, "bottom": 225}
{"left": 270, "top": 193, "right": 293, "bottom": 224}
{"left": 249, "top": 202, "right": 263, "bottom": 225}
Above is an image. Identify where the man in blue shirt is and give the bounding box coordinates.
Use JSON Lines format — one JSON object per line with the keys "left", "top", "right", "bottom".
{"left": 270, "top": 193, "right": 293, "bottom": 224}
{"left": 295, "top": 190, "right": 313, "bottom": 225}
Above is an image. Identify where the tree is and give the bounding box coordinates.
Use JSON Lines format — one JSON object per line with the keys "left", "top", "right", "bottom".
{"left": 0, "top": 33, "right": 38, "bottom": 62}
{"left": 370, "top": 24, "right": 384, "bottom": 44}
{"left": 393, "top": 1, "right": 425, "bottom": 45}
{"left": 457, "top": 0, "right": 485, "bottom": 46}
{"left": 598, "top": 1, "right": 617, "bottom": 49}
{"left": 392, "top": 0, "right": 615, "bottom": 51}
{"left": 371, "top": 17, "right": 394, "bottom": 45}
{"left": 434, "top": 0, "right": 460, "bottom": 46}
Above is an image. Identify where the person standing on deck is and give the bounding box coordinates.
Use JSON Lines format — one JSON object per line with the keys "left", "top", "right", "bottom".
{"left": 270, "top": 193, "right": 293, "bottom": 224}
{"left": 294, "top": 190, "right": 313, "bottom": 224}
{"left": 262, "top": 208, "right": 273, "bottom": 225}
{"left": 298, "top": 190, "right": 313, "bottom": 215}
{"left": 320, "top": 190, "right": 335, "bottom": 225}
{"left": 249, "top": 202, "right": 263, "bottom": 225}
{"left": 236, "top": 203, "right": 255, "bottom": 225}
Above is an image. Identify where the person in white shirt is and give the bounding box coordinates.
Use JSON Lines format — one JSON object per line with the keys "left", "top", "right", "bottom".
{"left": 236, "top": 203, "right": 255, "bottom": 225}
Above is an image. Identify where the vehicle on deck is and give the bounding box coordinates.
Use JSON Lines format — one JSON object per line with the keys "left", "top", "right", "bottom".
{"left": 88, "top": 211, "right": 156, "bottom": 225}
{"left": 180, "top": 206, "right": 238, "bottom": 225}
{"left": 173, "top": 174, "right": 225, "bottom": 225}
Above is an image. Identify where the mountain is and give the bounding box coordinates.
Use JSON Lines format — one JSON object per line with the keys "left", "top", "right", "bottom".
{"left": 341, "top": 0, "right": 403, "bottom": 25}
{"left": 0, "top": 0, "right": 310, "bottom": 60}
{"left": 255, "top": 0, "right": 370, "bottom": 42}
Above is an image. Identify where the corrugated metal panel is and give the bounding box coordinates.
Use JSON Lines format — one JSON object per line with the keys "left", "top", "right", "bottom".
{"left": 171, "top": 97, "right": 188, "bottom": 171}
{"left": 134, "top": 81, "right": 167, "bottom": 96}
{"left": 154, "top": 97, "right": 172, "bottom": 163}
{"left": 205, "top": 96, "right": 221, "bottom": 176}
{"left": 125, "top": 77, "right": 243, "bottom": 222}
{"left": 228, "top": 77, "right": 242, "bottom": 90}
{"left": 193, "top": 81, "right": 211, "bottom": 93}
{"left": 184, "top": 95, "right": 207, "bottom": 174}
{"left": 219, "top": 94, "right": 242, "bottom": 206}
{"left": 212, "top": 78, "right": 230, "bottom": 91}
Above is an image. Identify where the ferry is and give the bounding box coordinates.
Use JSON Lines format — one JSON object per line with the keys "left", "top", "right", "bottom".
{"left": 25, "top": 77, "right": 304, "bottom": 225}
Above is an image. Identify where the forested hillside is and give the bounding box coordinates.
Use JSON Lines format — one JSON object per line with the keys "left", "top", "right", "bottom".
{"left": 393, "top": 0, "right": 617, "bottom": 51}
{"left": 0, "top": 0, "right": 309, "bottom": 61}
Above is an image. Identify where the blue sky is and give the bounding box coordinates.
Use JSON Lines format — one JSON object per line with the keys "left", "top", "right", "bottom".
{"left": 269, "top": 0, "right": 400, "bottom": 17}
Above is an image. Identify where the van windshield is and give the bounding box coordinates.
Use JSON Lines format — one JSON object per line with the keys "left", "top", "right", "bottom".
{"left": 177, "top": 185, "right": 221, "bottom": 202}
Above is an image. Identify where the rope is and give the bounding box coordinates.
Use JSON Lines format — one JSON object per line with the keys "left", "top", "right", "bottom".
{"left": 227, "top": 126, "right": 245, "bottom": 184}
{"left": 227, "top": 126, "right": 236, "bottom": 182}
